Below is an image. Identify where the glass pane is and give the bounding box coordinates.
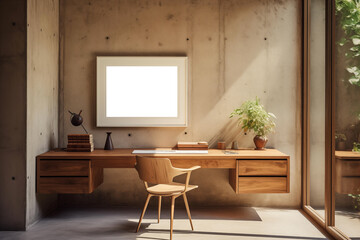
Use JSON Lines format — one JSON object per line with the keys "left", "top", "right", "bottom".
{"left": 334, "top": 1, "right": 360, "bottom": 238}
{"left": 309, "top": 0, "right": 326, "bottom": 219}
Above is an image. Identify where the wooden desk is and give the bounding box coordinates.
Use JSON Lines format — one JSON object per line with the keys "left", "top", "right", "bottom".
{"left": 37, "top": 148, "right": 290, "bottom": 194}
{"left": 335, "top": 151, "right": 360, "bottom": 194}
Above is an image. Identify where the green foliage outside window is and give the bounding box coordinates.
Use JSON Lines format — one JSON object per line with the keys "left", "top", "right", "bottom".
{"left": 348, "top": 192, "right": 360, "bottom": 210}
{"left": 336, "top": 0, "right": 360, "bottom": 86}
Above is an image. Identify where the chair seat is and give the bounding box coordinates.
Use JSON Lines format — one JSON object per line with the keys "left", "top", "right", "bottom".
{"left": 147, "top": 182, "right": 198, "bottom": 195}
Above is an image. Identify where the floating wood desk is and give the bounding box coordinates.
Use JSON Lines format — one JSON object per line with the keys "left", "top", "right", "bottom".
{"left": 335, "top": 151, "right": 360, "bottom": 194}
{"left": 37, "top": 148, "right": 290, "bottom": 194}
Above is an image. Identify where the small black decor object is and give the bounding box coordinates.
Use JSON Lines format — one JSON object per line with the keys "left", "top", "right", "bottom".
{"left": 68, "top": 110, "right": 88, "bottom": 134}
{"left": 104, "top": 132, "right": 114, "bottom": 150}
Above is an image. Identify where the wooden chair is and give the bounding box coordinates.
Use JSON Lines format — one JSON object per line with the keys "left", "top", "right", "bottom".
{"left": 135, "top": 156, "right": 200, "bottom": 240}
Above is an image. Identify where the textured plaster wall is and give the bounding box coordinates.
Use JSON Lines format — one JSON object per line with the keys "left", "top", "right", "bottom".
{"left": 59, "top": 0, "right": 302, "bottom": 208}
{"left": 0, "top": 0, "right": 27, "bottom": 230}
{"left": 0, "top": 0, "right": 59, "bottom": 230}
{"left": 26, "top": 0, "right": 59, "bottom": 227}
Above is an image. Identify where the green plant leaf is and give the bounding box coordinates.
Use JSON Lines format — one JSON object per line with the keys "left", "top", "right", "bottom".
{"left": 349, "top": 78, "right": 360, "bottom": 84}
{"left": 229, "top": 97, "right": 276, "bottom": 136}
{"left": 352, "top": 38, "right": 360, "bottom": 45}
{"left": 347, "top": 66, "right": 359, "bottom": 73}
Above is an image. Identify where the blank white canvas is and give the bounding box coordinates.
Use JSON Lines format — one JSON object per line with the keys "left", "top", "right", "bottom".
{"left": 106, "top": 66, "right": 178, "bottom": 117}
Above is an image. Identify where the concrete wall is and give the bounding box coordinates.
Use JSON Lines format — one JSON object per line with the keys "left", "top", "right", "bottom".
{"left": 0, "top": 0, "right": 27, "bottom": 230}
{"left": 59, "top": 0, "right": 302, "bottom": 208}
{"left": 26, "top": 0, "right": 59, "bottom": 228}
{"left": 0, "top": 0, "right": 59, "bottom": 230}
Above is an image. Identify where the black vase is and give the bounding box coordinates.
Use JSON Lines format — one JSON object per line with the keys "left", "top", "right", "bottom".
{"left": 104, "top": 132, "right": 114, "bottom": 150}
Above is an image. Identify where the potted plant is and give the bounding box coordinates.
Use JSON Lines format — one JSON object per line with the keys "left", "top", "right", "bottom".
{"left": 353, "top": 142, "right": 360, "bottom": 153}
{"left": 348, "top": 192, "right": 360, "bottom": 211}
{"left": 230, "top": 97, "right": 276, "bottom": 150}
{"left": 335, "top": 133, "right": 347, "bottom": 150}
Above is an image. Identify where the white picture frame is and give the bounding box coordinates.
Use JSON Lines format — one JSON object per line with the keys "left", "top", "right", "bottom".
{"left": 96, "top": 56, "right": 188, "bottom": 127}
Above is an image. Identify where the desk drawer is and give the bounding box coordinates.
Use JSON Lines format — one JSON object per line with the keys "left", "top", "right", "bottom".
{"left": 238, "top": 160, "right": 287, "bottom": 176}
{"left": 336, "top": 159, "right": 360, "bottom": 177}
{"left": 238, "top": 177, "right": 287, "bottom": 193}
{"left": 38, "top": 177, "right": 90, "bottom": 194}
{"left": 39, "top": 160, "right": 90, "bottom": 176}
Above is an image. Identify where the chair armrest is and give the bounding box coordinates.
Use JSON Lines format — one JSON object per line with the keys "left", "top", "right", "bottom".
{"left": 173, "top": 166, "right": 201, "bottom": 173}
{"left": 174, "top": 166, "right": 200, "bottom": 193}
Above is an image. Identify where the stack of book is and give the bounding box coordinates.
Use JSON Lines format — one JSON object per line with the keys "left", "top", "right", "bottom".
{"left": 176, "top": 141, "right": 208, "bottom": 150}
{"left": 67, "top": 134, "right": 94, "bottom": 152}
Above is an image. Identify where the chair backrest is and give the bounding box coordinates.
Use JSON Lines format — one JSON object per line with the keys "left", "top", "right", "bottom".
{"left": 135, "top": 156, "right": 183, "bottom": 184}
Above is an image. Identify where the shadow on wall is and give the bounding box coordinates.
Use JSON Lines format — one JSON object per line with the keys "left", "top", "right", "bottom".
{"left": 208, "top": 118, "right": 255, "bottom": 149}
{"left": 208, "top": 118, "right": 242, "bottom": 148}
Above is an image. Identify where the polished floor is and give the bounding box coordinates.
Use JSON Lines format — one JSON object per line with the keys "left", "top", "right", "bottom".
{"left": 314, "top": 209, "right": 360, "bottom": 239}
{"left": 335, "top": 210, "right": 360, "bottom": 239}
{"left": 0, "top": 207, "right": 328, "bottom": 240}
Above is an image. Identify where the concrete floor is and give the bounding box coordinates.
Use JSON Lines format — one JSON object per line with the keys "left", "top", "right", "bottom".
{"left": 312, "top": 209, "right": 360, "bottom": 239}
{"left": 0, "top": 207, "right": 328, "bottom": 240}
{"left": 335, "top": 210, "right": 360, "bottom": 239}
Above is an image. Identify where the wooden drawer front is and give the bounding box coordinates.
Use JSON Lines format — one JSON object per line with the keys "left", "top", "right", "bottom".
{"left": 238, "top": 177, "right": 287, "bottom": 193}
{"left": 38, "top": 177, "right": 90, "bottom": 194}
{"left": 171, "top": 159, "right": 236, "bottom": 169}
{"left": 336, "top": 160, "right": 360, "bottom": 177}
{"left": 39, "top": 160, "right": 90, "bottom": 176}
{"left": 92, "top": 157, "right": 136, "bottom": 168}
{"left": 238, "top": 160, "right": 287, "bottom": 176}
{"left": 336, "top": 177, "right": 360, "bottom": 194}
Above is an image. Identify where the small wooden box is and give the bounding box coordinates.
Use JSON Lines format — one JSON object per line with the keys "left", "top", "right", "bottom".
{"left": 67, "top": 134, "right": 94, "bottom": 152}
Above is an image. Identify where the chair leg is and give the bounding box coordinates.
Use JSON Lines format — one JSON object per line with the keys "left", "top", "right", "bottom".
{"left": 136, "top": 194, "right": 152, "bottom": 233}
{"left": 158, "top": 196, "right": 162, "bottom": 223}
{"left": 170, "top": 196, "right": 175, "bottom": 240}
{"left": 183, "top": 193, "right": 194, "bottom": 230}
